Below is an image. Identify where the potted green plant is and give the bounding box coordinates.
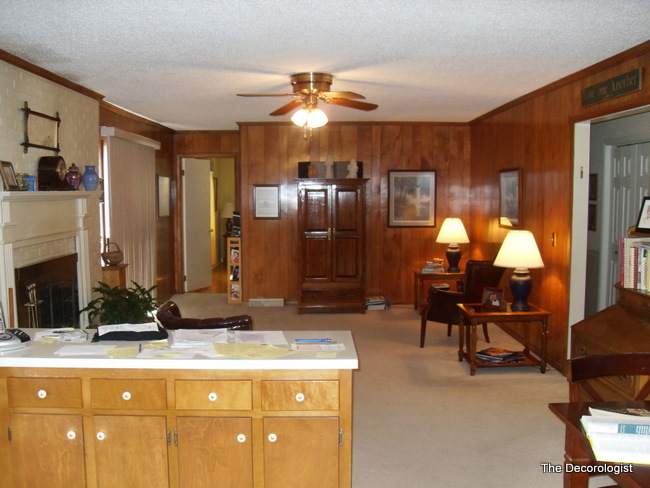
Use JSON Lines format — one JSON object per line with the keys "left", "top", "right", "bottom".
{"left": 80, "top": 281, "right": 158, "bottom": 326}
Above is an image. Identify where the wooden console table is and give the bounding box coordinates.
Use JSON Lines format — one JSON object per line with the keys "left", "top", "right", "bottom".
{"left": 457, "top": 303, "right": 551, "bottom": 376}
{"left": 412, "top": 270, "right": 464, "bottom": 311}
{"left": 549, "top": 401, "right": 650, "bottom": 488}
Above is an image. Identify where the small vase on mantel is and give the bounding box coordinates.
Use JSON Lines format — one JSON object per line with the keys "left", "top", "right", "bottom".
{"left": 65, "top": 163, "right": 81, "bottom": 190}
{"left": 82, "top": 165, "right": 99, "bottom": 191}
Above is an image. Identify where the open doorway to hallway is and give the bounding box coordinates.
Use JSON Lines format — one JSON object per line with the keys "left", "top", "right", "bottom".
{"left": 183, "top": 156, "right": 236, "bottom": 294}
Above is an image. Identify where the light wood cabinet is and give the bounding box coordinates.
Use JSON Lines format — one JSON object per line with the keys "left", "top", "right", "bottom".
{"left": 297, "top": 179, "right": 367, "bottom": 313}
{"left": 1, "top": 367, "right": 352, "bottom": 488}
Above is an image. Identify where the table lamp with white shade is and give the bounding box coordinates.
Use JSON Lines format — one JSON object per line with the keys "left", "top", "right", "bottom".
{"left": 436, "top": 218, "right": 470, "bottom": 273}
{"left": 493, "top": 230, "right": 544, "bottom": 311}
{"left": 221, "top": 202, "right": 235, "bottom": 234}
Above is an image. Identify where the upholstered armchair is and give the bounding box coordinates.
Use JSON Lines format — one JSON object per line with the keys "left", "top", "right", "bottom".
{"left": 419, "top": 260, "right": 504, "bottom": 347}
{"left": 156, "top": 301, "right": 253, "bottom": 330}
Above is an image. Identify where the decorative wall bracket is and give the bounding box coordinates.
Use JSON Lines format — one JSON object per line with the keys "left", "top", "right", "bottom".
{"left": 21, "top": 101, "right": 61, "bottom": 153}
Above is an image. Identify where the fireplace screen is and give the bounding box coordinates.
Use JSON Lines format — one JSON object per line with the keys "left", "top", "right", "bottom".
{"left": 15, "top": 254, "right": 79, "bottom": 328}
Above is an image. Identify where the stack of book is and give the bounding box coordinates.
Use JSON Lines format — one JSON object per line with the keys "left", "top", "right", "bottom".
{"left": 476, "top": 348, "right": 524, "bottom": 364}
{"left": 619, "top": 236, "right": 650, "bottom": 290}
{"left": 421, "top": 259, "right": 445, "bottom": 274}
{"left": 365, "top": 296, "right": 389, "bottom": 311}
{"left": 581, "top": 407, "right": 650, "bottom": 464}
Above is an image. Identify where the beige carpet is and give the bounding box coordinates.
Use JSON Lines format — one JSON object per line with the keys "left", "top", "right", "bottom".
{"left": 169, "top": 293, "right": 613, "bottom": 488}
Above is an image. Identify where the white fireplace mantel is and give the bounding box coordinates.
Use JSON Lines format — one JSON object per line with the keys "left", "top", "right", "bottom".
{"left": 0, "top": 191, "right": 102, "bottom": 327}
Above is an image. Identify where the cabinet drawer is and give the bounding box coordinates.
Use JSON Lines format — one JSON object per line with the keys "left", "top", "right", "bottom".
{"left": 175, "top": 380, "right": 252, "bottom": 410}
{"left": 90, "top": 379, "right": 166, "bottom": 409}
{"left": 261, "top": 380, "right": 339, "bottom": 411}
{"left": 7, "top": 377, "right": 82, "bottom": 408}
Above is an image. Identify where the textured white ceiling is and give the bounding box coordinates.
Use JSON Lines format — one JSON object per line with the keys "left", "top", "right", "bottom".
{"left": 1, "top": 1, "right": 648, "bottom": 130}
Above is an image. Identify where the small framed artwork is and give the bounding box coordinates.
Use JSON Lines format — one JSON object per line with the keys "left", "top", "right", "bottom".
{"left": 157, "top": 175, "right": 171, "bottom": 218}
{"left": 635, "top": 196, "right": 650, "bottom": 232}
{"left": 588, "top": 174, "right": 598, "bottom": 201}
{"left": 0, "top": 161, "right": 20, "bottom": 191}
{"left": 499, "top": 168, "right": 522, "bottom": 228}
{"left": 588, "top": 203, "right": 597, "bottom": 231}
{"left": 253, "top": 184, "right": 280, "bottom": 219}
{"left": 481, "top": 287, "right": 504, "bottom": 309}
{"left": 388, "top": 170, "right": 436, "bottom": 227}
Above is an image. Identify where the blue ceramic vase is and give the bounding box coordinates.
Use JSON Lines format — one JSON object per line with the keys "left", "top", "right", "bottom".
{"left": 82, "top": 165, "right": 99, "bottom": 191}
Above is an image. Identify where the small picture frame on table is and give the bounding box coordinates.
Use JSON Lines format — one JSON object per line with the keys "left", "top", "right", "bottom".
{"left": 481, "top": 287, "right": 504, "bottom": 309}
{"left": 0, "top": 161, "right": 20, "bottom": 191}
{"left": 635, "top": 196, "right": 650, "bottom": 233}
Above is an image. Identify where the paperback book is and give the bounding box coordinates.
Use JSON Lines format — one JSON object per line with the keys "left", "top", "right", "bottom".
{"left": 581, "top": 408, "right": 650, "bottom": 464}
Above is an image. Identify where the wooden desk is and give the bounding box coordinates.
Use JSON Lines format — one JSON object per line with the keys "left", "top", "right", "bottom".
{"left": 549, "top": 401, "right": 650, "bottom": 488}
{"left": 457, "top": 303, "right": 551, "bottom": 376}
{"left": 412, "top": 270, "right": 464, "bottom": 311}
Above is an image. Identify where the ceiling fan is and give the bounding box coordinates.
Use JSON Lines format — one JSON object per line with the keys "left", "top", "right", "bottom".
{"left": 237, "top": 72, "right": 378, "bottom": 127}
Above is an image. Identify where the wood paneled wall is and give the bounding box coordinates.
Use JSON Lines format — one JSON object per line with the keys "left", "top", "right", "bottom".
{"left": 470, "top": 41, "right": 650, "bottom": 372}
{"left": 238, "top": 123, "right": 471, "bottom": 304}
{"left": 99, "top": 102, "right": 176, "bottom": 299}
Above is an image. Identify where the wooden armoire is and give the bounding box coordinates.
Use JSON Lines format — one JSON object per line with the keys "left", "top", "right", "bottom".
{"left": 297, "top": 179, "right": 367, "bottom": 313}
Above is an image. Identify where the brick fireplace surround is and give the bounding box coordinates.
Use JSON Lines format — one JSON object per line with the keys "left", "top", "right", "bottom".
{"left": 0, "top": 191, "right": 102, "bottom": 328}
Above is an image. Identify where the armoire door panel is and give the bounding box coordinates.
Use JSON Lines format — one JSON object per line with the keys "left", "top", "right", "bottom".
{"left": 303, "top": 237, "right": 332, "bottom": 280}
{"left": 333, "top": 188, "right": 361, "bottom": 231}
{"left": 302, "top": 188, "right": 330, "bottom": 231}
{"left": 333, "top": 238, "right": 361, "bottom": 280}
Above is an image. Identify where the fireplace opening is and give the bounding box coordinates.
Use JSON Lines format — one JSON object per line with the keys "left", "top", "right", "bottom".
{"left": 15, "top": 254, "right": 79, "bottom": 328}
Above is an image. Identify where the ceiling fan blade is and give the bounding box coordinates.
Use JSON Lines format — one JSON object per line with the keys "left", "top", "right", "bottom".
{"left": 269, "top": 99, "right": 305, "bottom": 116}
{"left": 323, "top": 98, "right": 378, "bottom": 111}
{"left": 237, "top": 93, "right": 298, "bottom": 97}
{"left": 319, "top": 91, "right": 366, "bottom": 100}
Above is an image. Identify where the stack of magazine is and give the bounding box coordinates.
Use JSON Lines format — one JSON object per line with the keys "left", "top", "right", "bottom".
{"left": 421, "top": 259, "right": 445, "bottom": 274}
{"left": 580, "top": 407, "right": 650, "bottom": 464}
{"left": 476, "top": 347, "right": 524, "bottom": 364}
{"left": 365, "top": 296, "right": 389, "bottom": 311}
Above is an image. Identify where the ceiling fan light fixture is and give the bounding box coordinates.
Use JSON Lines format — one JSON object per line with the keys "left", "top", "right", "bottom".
{"left": 291, "top": 107, "right": 328, "bottom": 128}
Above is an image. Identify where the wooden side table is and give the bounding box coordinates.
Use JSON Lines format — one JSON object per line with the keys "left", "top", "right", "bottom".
{"left": 412, "top": 270, "right": 464, "bottom": 311}
{"left": 101, "top": 263, "right": 128, "bottom": 289}
{"left": 457, "top": 303, "right": 551, "bottom": 376}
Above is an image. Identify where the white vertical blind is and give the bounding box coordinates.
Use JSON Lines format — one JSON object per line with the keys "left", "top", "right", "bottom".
{"left": 100, "top": 127, "right": 160, "bottom": 293}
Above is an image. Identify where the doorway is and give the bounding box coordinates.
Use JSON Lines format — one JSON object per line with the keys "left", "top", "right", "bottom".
{"left": 569, "top": 107, "right": 650, "bottom": 342}
{"left": 180, "top": 156, "right": 236, "bottom": 293}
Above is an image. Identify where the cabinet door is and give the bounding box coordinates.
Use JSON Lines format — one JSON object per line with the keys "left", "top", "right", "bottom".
{"left": 331, "top": 185, "right": 364, "bottom": 282}
{"left": 92, "top": 415, "right": 169, "bottom": 488}
{"left": 264, "top": 417, "right": 339, "bottom": 488}
{"left": 299, "top": 186, "right": 332, "bottom": 282}
{"left": 176, "top": 417, "right": 253, "bottom": 488}
{"left": 9, "top": 413, "right": 86, "bottom": 488}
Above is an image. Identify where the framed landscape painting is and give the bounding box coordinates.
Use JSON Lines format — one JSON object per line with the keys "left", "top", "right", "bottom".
{"left": 388, "top": 170, "right": 436, "bottom": 227}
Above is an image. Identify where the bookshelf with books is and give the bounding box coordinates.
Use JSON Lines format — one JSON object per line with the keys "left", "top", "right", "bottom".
{"left": 227, "top": 237, "right": 242, "bottom": 304}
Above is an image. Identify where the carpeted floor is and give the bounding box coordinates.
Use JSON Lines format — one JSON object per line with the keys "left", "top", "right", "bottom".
{"left": 168, "top": 293, "right": 613, "bottom": 488}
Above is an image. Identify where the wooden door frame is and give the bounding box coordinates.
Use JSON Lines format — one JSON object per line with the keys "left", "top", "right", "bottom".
{"left": 174, "top": 153, "right": 240, "bottom": 293}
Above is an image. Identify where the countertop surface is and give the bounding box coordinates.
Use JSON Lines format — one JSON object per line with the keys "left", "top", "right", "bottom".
{"left": 0, "top": 329, "right": 358, "bottom": 370}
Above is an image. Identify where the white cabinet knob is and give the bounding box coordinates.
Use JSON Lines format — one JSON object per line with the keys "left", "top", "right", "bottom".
{"left": 237, "top": 434, "right": 246, "bottom": 443}
{"left": 208, "top": 392, "right": 218, "bottom": 402}
{"left": 295, "top": 392, "right": 305, "bottom": 402}
{"left": 268, "top": 433, "right": 277, "bottom": 443}
{"left": 96, "top": 432, "right": 106, "bottom": 441}
{"left": 67, "top": 431, "right": 76, "bottom": 440}
{"left": 122, "top": 391, "right": 131, "bottom": 401}
{"left": 37, "top": 389, "right": 47, "bottom": 399}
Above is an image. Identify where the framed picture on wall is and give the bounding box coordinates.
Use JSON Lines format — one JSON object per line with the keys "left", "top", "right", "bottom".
{"left": 499, "top": 168, "right": 522, "bottom": 228}
{"left": 253, "top": 184, "right": 280, "bottom": 219}
{"left": 388, "top": 170, "right": 436, "bottom": 227}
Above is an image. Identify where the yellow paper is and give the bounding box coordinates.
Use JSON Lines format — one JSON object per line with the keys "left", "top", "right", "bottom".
{"left": 213, "top": 343, "right": 293, "bottom": 359}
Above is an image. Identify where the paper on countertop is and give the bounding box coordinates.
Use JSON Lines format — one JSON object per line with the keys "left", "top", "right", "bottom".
{"left": 232, "top": 330, "right": 288, "bottom": 345}
{"left": 213, "top": 343, "right": 293, "bottom": 359}
{"left": 54, "top": 344, "right": 115, "bottom": 356}
{"left": 97, "top": 322, "right": 159, "bottom": 336}
{"left": 171, "top": 329, "right": 229, "bottom": 347}
{"left": 35, "top": 328, "right": 87, "bottom": 343}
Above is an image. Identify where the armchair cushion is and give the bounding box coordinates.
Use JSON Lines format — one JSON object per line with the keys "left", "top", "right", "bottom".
{"left": 156, "top": 301, "right": 253, "bottom": 330}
